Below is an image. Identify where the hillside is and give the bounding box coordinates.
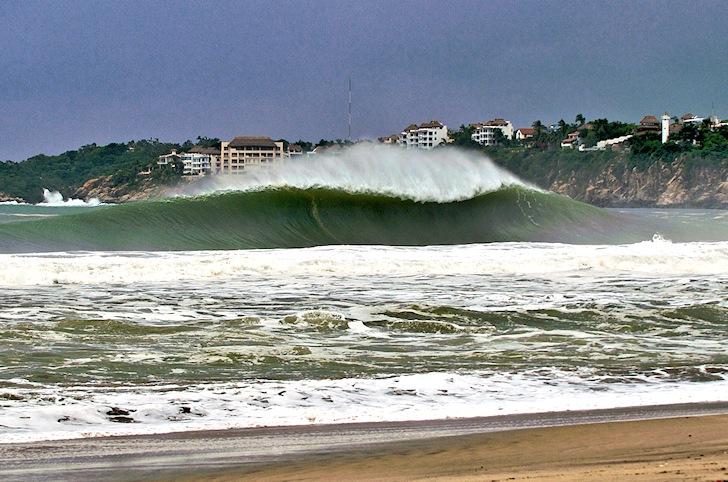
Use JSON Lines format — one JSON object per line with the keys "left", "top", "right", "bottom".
{"left": 0, "top": 140, "right": 182, "bottom": 204}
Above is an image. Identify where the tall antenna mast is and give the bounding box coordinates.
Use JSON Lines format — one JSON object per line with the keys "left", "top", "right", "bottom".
{"left": 348, "top": 76, "right": 352, "bottom": 140}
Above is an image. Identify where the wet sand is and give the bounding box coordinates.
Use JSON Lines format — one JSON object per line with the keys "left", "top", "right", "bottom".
{"left": 1, "top": 403, "right": 727, "bottom": 481}
{"left": 192, "top": 414, "right": 728, "bottom": 482}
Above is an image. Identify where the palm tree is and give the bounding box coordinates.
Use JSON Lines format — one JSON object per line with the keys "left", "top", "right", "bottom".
{"left": 532, "top": 120, "right": 544, "bottom": 140}
{"left": 557, "top": 119, "right": 567, "bottom": 137}
{"left": 575, "top": 114, "right": 585, "bottom": 126}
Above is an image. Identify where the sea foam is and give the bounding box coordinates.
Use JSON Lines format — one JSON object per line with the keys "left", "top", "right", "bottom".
{"left": 2, "top": 239, "right": 728, "bottom": 286}
{"left": 39, "top": 189, "right": 103, "bottom": 207}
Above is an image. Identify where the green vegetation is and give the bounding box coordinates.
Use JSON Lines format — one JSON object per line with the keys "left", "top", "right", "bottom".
{"left": 447, "top": 116, "right": 728, "bottom": 181}
{"left": 0, "top": 139, "right": 182, "bottom": 203}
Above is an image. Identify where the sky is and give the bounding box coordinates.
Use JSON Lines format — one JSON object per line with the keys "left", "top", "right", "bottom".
{"left": 1, "top": 0, "right": 727, "bottom": 162}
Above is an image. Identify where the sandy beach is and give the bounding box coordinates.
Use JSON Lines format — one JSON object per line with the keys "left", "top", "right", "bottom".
{"left": 1, "top": 403, "right": 727, "bottom": 481}
{"left": 194, "top": 414, "right": 728, "bottom": 482}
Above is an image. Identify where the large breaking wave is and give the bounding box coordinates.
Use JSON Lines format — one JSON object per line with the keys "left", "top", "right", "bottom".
{"left": 0, "top": 145, "right": 666, "bottom": 252}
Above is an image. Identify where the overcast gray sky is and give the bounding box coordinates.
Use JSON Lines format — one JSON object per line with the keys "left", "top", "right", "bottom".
{"left": 1, "top": 0, "right": 727, "bottom": 161}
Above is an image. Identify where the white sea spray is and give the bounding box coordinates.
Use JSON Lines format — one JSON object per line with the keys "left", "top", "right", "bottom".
{"left": 181, "top": 144, "right": 533, "bottom": 202}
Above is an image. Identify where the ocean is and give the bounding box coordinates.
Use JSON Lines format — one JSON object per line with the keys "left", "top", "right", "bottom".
{"left": 1, "top": 144, "right": 726, "bottom": 443}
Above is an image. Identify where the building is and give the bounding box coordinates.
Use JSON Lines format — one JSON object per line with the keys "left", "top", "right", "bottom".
{"left": 157, "top": 149, "right": 180, "bottom": 167}
{"left": 158, "top": 147, "right": 218, "bottom": 176}
{"left": 560, "top": 131, "right": 581, "bottom": 149}
{"left": 713, "top": 118, "right": 728, "bottom": 130}
{"left": 634, "top": 115, "right": 661, "bottom": 137}
{"left": 592, "top": 135, "right": 633, "bottom": 152}
{"left": 378, "top": 134, "right": 400, "bottom": 144}
{"left": 218, "top": 136, "right": 284, "bottom": 174}
{"left": 661, "top": 113, "right": 671, "bottom": 143}
{"left": 398, "top": 120, "right": 448, "bottom": 149}
{"left": 470, "top": 118, "right": 514, "bottom": 146}
{"left": 514, "top": 128, "right": 536, "bottom": 141}
{"left": 680, "top": 113, "right": 704, "bottom": 124}
{"left": 184, "top": 146, "right": 218, "bottom": 175}
{"left": 287, "top": 144, "right": 304, "bottom": 157}
{"left": 310, "top": 144, "right": 345, "bottom": 156}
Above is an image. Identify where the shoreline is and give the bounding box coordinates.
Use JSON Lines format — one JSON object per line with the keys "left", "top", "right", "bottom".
{"left": 1, "top": 402, "right": 727, "bottom": 481}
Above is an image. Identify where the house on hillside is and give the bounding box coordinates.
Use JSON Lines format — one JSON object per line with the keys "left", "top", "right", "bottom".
{"left": 157, "top": 149, "right": 180, "bottom": 166}
{"left": 634, "top": 115, "right": 661, "bottom": 137}
{"left": 470, "top": 118, "right": 514, "bottom": 146}
{"left": 593, "top": 135, "right": 633, "bottom": 152}
{"left": 514, "top": 128, "right": 535, "bottom": 142}
{"left": 681, "top": 113, "right": 704, "bottom": 124}
{"left": 181, "top": 146, "right": 218, "bottom": 175}
{"left": 218, "top": 136, "right": 284, "bottom": 174}
{"left": 560, "top": 131, "right": 581, "bottom": 149}
{"left": 398, "top": 120, "right": 448, "bottom": 149}
{"left": 158, "top": 147, "right": 216, "bottom": 176}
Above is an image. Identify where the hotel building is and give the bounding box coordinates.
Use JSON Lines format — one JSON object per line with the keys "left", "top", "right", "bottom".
{"left": 217, "top": 136, "right": 285, "bottom": 173}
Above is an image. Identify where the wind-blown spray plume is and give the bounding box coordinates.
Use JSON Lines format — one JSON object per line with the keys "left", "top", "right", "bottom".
{"left": 186, "top": 143, "right": 531, "bottom": 201}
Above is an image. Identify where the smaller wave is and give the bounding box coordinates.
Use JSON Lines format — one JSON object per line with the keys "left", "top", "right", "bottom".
{"left": 4, "top": 240, "right": 728, "bottom": 286}
{"left": 38, "top": 189, "right": 103, "bottom": 207}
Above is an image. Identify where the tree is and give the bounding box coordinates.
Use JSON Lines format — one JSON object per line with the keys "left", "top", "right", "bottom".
{"left": 575, "top": 114, "right": 585, "bottom": 126}
{"left": 492, "top": 128, "right": 506, "bottom": 146}
{"left": 557, "top": 119, "right": 568, "bottom": 137}
{"left": 196, "top": 136, "right": 221, "bottom": 149}
{"left": 532, "top": 120, "right": 545, "bottom": 140}
{"left": 292, "top": 140, "right": 313, "bottom": 152}
{"left": 451, "top": 125, "right": 480, "bottom": 148}
{"left": 0, "top": 139, "right": 182, "bottom": 202}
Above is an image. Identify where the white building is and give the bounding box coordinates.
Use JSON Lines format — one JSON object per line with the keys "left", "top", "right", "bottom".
{"left": 218, "top": 136, "right": 284, "bottom": 174}
{"left": 398, "top": 120, "right": 448, "bottom": 149}
{"left": 593, "top": 135, "right": 633, "bottom": 151}
{"left": 158, "top": 147, "right": 217, "bottom": 176}
{"left": 183, "top": 146, "right": 218, "bottom": 175}
{"left": 157, "top": 149, "right": 180, "bottom": 167}
{"left": 470, "top": 118, "right": 514, "bottom": 146}
{"left": 560, "top": 131, "right": 581, "bottom": 149}
{"left": 662, "top": 113, "right": 671, "bottom": 143}
{"left": 514, "top": 128, "right": 535, "bottom": 142}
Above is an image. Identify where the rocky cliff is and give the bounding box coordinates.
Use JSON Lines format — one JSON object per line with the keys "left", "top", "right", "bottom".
{"left": 0, "top": 193, "right": 25, "bottom": 203}
{"left": 529, "top": 156, "right": 728, "bottom": 208}
{"left": 72, "top": 175, "right": 188, "bottom": 203}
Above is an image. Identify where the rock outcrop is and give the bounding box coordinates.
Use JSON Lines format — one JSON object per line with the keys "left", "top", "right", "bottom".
{"left": 545, "top": 157, "right": 728, "bottom": 208}
{"left": 72, "top": 176, "right": 188, "bottom": 203}
{"left": 0, "top": 193, "right": 25, "bottom": 203}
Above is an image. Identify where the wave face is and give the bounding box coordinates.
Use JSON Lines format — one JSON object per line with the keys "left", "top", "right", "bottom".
{"left": 0, "top": 187, "right": 649, "bottom": 252}
{"left": 0, "top": 145, "right": 655, "bottom": 252}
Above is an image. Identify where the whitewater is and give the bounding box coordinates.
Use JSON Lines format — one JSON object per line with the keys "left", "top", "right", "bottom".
{"left": 0, "top": 144, "right": 726, "bottom": 443}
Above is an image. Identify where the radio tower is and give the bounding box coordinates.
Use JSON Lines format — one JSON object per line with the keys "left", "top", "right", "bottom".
{"left": 348, "top": 77, "right": 352, "bottom": 140}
